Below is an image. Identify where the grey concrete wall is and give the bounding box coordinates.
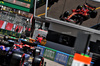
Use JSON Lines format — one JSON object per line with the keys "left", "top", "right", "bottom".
{"left": 45, "top": 41, "right": 73, "bottom": 54}
{"left": 49, "top": 22, "right": 100, "bottom": 42}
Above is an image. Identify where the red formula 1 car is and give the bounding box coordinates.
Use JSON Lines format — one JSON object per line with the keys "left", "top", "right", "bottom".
{"left": 60, "top": 3, "right": 97, "bottom": 25}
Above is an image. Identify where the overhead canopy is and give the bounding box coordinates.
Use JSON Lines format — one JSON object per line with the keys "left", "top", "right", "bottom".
{"left": 91, "top": 0, "right": 100, "bottom": 2}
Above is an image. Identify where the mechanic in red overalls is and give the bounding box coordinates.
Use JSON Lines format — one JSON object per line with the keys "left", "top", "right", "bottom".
{"left": 35, "top": 34, "right": 43, "bottom": 45}
{"left": 37, "top": 36, "right": 43, "bottom": 44}
{"left": 36, "top": 34, "right": 41, "bottom": 39}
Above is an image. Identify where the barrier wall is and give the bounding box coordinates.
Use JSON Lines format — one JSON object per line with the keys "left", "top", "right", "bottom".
{"left": 37, "top": 45, "right": 74, "bottom": 66}
{"left": 37, "top": 45, "right": 94, "bottom": 66}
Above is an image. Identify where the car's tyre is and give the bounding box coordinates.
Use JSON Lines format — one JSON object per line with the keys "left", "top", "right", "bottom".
{"left": 76, "top": 5, "right": 82, "bottom": 10}
{"left": 84, "top": 15, "right": 90, "bottom": 20}
{"left": 32, "top": 56, "right": 44, "bottom": 66}
{"left": 33, "top": 48, "right": 41, "bottom": 57}
{"left": 63, "top": 11, "right": 69, "bottom": 17}
{"left": 37, "top": 56, "right": 44, "bottom": 66}
{"left": 9, "top": 52, "right": 25, "bottom": 66}
{"left": 59, "top": 14, "right": 64, "bottom": 20}
{"left": 75, "top": 16, "right": 84, "bottom": 25}
{"left": 59, "top": 14, "right": 63, "bottom": 19}
{"left": 90, "top": 10, "right": 97, "bottom": 18}
{"left": 59, "top": 14, "right": 67, "bottom": 21}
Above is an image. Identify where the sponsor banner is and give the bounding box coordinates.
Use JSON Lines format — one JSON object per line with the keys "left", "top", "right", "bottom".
{"left": 0, "top": 28, "right": 21, "bottom": 37}
{"left": 15, "top": 25, "right": 23, "bottom": 33}
{"left": 37, "top": 45, "right": 45, "bottom": 56}
{"left": 18, "top": 0, "right": 32, "bottom": 4}
{"left": 54, "top": 51, "right": 69, "bottom": 66}
{"left": 25, "top": 27, "right": 31, "bottom": 31}
{"left": 0, "top": 29, "right": 4, "bottom": 35}
{"left": 0, "top": 20, "right": 4, "bottom": 28}
{"left": 12, "top": 24, "right": 16, "bottom": 31}
{"left": 28, "top": 28, "right": 31, "bottom": 31}
{"left": 66, "top": 55, "right": 74, "bottom": 66}
{"left": 1, "top": 21, "right": 7, "bottom": 29}
{"left": 26, "top": 27, "right": 28, "bottom": 30}
{"left": 32, "top": 45, "right": 93, "bottom": 66}
{"left": 5, "top": 22, "right": 14, "bottom": 31}
{"left": 19, "top": 26, "right": 23, "bottom": 33}
{"left": 15, "top": 25, "right": 19, "bottom": 32}
{"left": 0, "top": 1, "right": 30, "bottom": 12}
{"left": 18, "top": 26, "right": 21, "bottom": 33}
{"left": 43, "top": 47, "right": 57, "bottom": 61}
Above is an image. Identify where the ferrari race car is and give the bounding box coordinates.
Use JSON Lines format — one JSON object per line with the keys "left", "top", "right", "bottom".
{"left": 60, "top": 3, "right": 97, "bottom": 25}
{"left": 0, "top": 35, "right": 44, "bottom": 66}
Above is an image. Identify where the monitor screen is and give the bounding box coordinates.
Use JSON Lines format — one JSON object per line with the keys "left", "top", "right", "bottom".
{"left": 42, "top": 0, "right": 100, "bottom": 29}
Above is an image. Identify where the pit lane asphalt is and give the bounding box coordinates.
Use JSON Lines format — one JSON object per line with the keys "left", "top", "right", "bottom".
{"left": 44, "top": 58, "right": 64, "bottom": 66}
{"left": 25, "top": 58, "right": 64, "bottom": 66}
{"left": 36, "top": 0, "right": 100, "bottom": 27}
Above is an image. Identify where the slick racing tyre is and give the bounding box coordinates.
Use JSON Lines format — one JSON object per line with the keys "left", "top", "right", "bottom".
{"left": 63, "top": 11, "right": 69, "bottom": 17}
{"left": 32, "top": 56, "right": 44, "bottom": 66}
{"left": 75, "top": 16, "right": 83, "bottom": 25}
{"left": 10, "top": 52, "right": 25, "bottom": 66}
{"left": 59, "top": 14, "right": 63, "bottom": 19}
{"left": 33, "top": 48, "right": 41, "bottom": 57}
{"left": 59, "top": 14, "right": 66, "bottom": 21}
{"left": 39, "top": 56, "right": 44, "bottom": 66}
{"left": 90, "top": 10, "right": 97, "bottom": 18}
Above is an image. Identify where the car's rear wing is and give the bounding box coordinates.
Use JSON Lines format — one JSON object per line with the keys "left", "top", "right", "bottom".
{"left": 84, "top": 3, "right": 96, "bottom": 10}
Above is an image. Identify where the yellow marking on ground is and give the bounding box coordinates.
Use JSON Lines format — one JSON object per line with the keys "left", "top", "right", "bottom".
{"left": 37, "top": 13, "right": 45, "bottom": 17}
{"left": 47, "top": 7, "right": 50, "bottom": 10}
{"left": 29, "top": 57, "right": 33, "bottom": 60}
{"left": 96, "top": 7, "right": 100, "bottom": 10}
{"left": 37, "top": 7, "right": 100, "bottom": 17}
{"left": 37, "top": 7, "right": 50, "bottom": 17}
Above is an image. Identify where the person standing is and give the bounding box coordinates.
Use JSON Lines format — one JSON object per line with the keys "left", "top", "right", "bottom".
{"left": 35, "top": 35, "right": 43, "bottom": 45}
{"left": 41, "top": 37, "right": 47, "bottom": 46}
{"left": 36, "top": 34, "right": 41, "bottom": 40}
{"left": 16, "top": 28, "right": 19, "bottom": 32}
